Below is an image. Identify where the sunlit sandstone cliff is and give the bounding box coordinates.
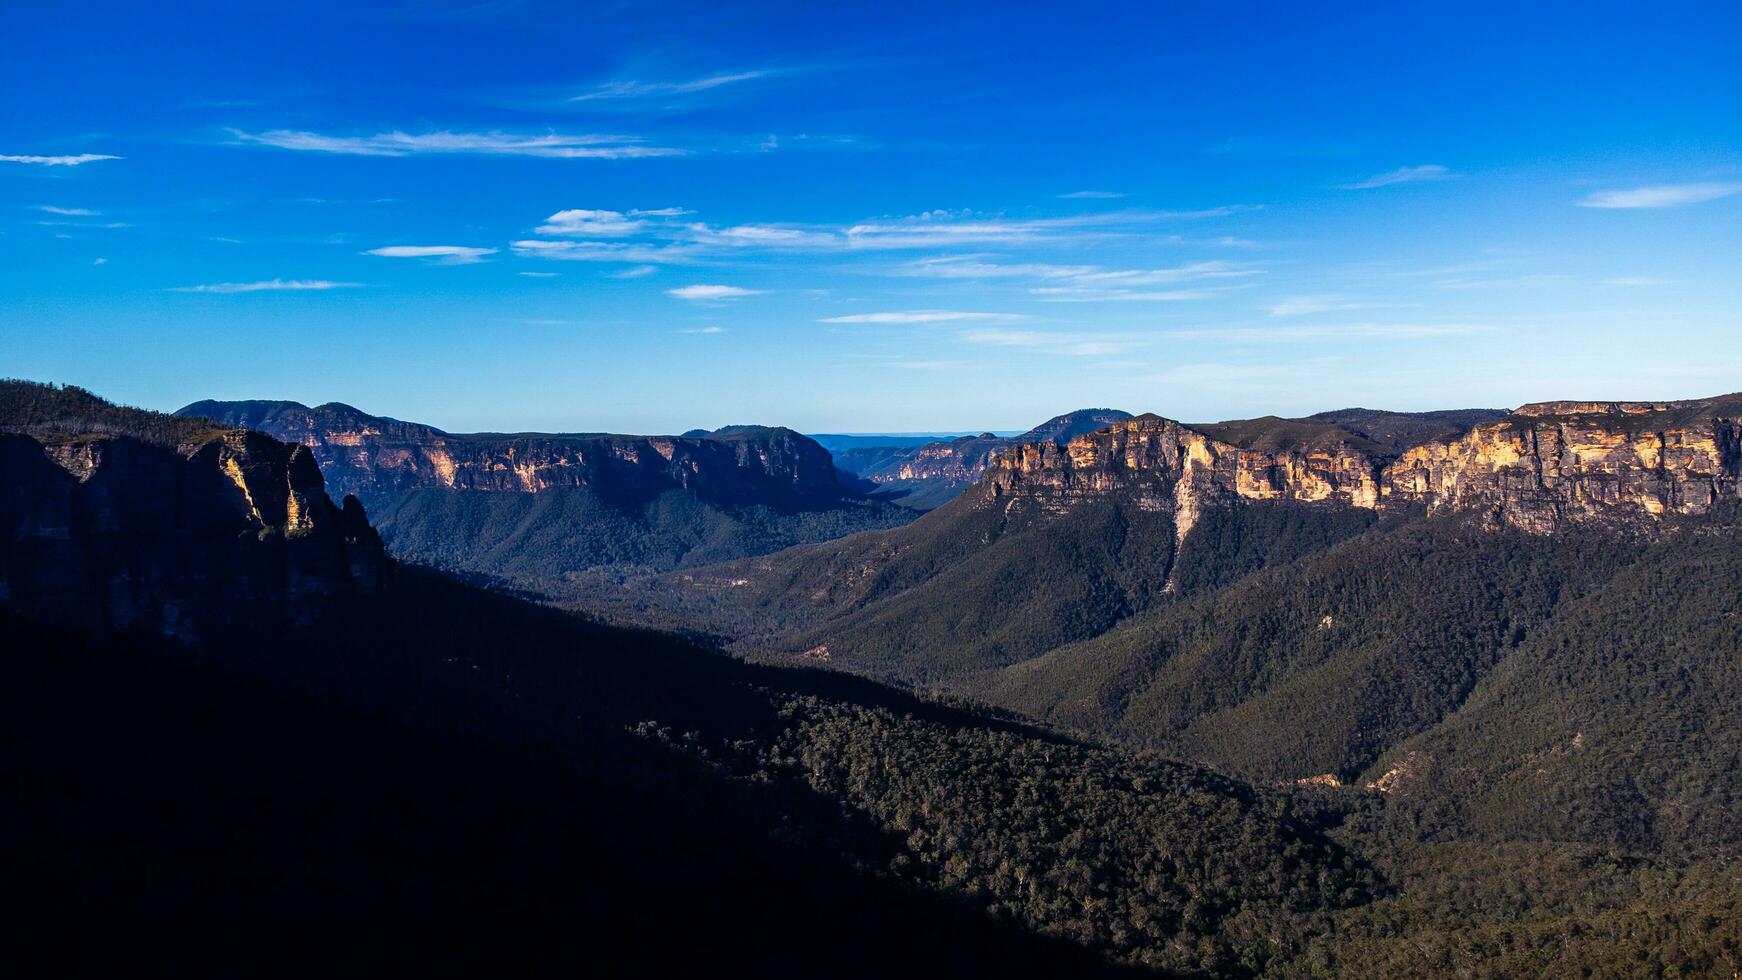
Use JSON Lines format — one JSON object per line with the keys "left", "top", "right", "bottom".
{"left": 837, "top": 409, "right": 1132, "bottom": 487}
{"left": 178, "top": 400, "right": 844, "bottom": 511}
{"left": 1, "top": 384, "right": 387, "bottom": 640}
{"left": 983, "top": 393, "right": 1742, "bottom": 535}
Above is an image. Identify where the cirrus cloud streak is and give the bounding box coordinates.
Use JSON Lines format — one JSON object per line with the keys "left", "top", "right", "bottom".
{"left": 820, "top": 310, "right": 1025, "bottom": 324}
{"left": 229, "top": 129, "right": 684, "bottom": 159}
{"left": 169, "top": 279, "right": 361, "bottom": 294}
{"left": 1578, "top": 182, "right": 1742, "bottom": 209}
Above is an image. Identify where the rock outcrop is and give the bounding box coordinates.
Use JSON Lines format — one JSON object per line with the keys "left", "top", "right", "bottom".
{"left": 983, "top": 393, "right": 1742, "bottom": 536}
{"left": 833, "top": 409, "right": 1133, "bottom": 509}
{"left": 1, "top": 383, "right": 387, "bottom": 640}
{"left": 178, "top": 401, "right": 845, "bottom": 513}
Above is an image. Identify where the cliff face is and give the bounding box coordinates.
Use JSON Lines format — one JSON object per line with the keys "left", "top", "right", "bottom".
{"left": 1387, "top": 405, "right": 1742, "bottom": 530}
{"left": 2, "top": 385, "right": 387, "bottom": 641}
{"left": 889, "top": 433, "right": 1011, "bottom": 483}
{"left": 833, "top": 409, "right": 1133, "bottom": 509}
{"left": 983, "top": 394, "right": 1742, "bottom": 536}
{"left": 178, "top": 401, "right": 846, "bottom": 512}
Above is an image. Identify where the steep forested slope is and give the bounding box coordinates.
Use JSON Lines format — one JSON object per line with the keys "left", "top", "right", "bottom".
{"left": 1380, "top": 521, "right": 1742, "bottom": 856}
{"left": 979, "top": 517, "right": 1643, "bottom": 783}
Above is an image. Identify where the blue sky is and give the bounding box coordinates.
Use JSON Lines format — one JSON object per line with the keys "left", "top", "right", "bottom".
{"left": 3, "top": 0, "right": 1739, "bottom": 433}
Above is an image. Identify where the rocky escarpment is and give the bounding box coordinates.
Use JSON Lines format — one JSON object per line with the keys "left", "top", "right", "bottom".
{"left": 833, "top": 409, "right": 1132, "bottom": 509}
{"left": 1, "top": 383, "right": 387, "bottom": 640}
{"left": 984, "top": 393, "right": 1742, "bottom": 537}
{"left": 179, "top": 400, "right": 846, "bottom": 513}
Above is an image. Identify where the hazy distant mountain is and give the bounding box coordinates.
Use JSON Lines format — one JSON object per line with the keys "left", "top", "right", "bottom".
{"left": 807, "top": 432, "right": 1000, "bottom": 454}
{"left": 832, "top": 409, "right": 1133, "bottom": 510}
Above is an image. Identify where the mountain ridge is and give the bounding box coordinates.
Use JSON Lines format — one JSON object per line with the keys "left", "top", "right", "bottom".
{"left": 176, "top": 396, "right": 918, "bottom": 588}
{"left": 178, "top": 398, "right": 849, "bottom": 511}
{"left": 832, "top": 408, "right": 1135, "bottom": 510}
{"left": 985, "top": 393, "right": 1742, "bottom": 536}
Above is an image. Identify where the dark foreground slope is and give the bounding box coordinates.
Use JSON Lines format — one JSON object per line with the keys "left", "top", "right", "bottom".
{"left": 17, "top": 567, "right": 1740, "bottom": 978}
{"left": 4, "top": 382, "right": 1375, "bottom": 976}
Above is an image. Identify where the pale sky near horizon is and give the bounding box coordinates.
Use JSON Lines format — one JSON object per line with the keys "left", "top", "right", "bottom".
{"left": 3, "top": 0, "right": 1740, "bottom": 434}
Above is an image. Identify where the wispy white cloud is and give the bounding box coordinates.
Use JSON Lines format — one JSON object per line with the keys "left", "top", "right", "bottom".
{"left": 511, "top": 239, "right": 704, "bottom": 264}
{"left": 229, "top": 129, "right": 684, "bottom": 159}
{"left": 535, "top": 209, "right": 646, "bottom": 236}
{"left": 170, "top": 279, "right": 361, "bottom": 294}
{"left": 507, "top": 206, "right": 1253, "bottom": 263}
{"left": 1059, "top": 190, "right": 1124, "bottom": 199}
{"left": 570, "top": 71, "right": 771, "bottom": 102}
{"left": 1434, "top": 273, "right": 1571, "bottom": 290}
{"left": 668, "top": 284, "right": 762, "bottom": 300}
{"left": 1602, "top": 276, "right": 1674, "bottom": 287}
{"left": 1339, "top": 164, "right": 1453, "bottom": 189}
{"left": 842, "top": 209, "right": 1244, "bottom": 249}
{"left": 609, "top": 265, "right": 658, "bottom": 278}
{"left": 899, "top": 255, "right": 1259, "bottom": 287}
{"left": 38, "top": 220, "right": 131, "bottom": 229}
{"left": 961, "top": 328, "right": 1142, "bottom": 356}
{"left": 39, "top": 205, "right": 100, "bottom": 216}
{"left": 682, "top": 222, "right": 838, "bottom": 248}
{"left": 1265, "top": 294, "right": 1393, "bottom": 316}
{"left": 1030, "top": 287, "right": 1216, "bottom": 303}
{"left": 366, "top": 245, "right": 497, "bottom": 264}
{"left": 1578, "top": 181, "right": 1742, "bottom": 209}
{"left": 894, "top": 256, "right": 1251, "bottom": 303}
{"left": 820, "top": 310, "right": 1025, "bottom": 324}
{"left": 678, "top": 325, "right": 727, "bottom": 334}
{"left": 1, "top": 153, "right": 120, "bottom": 166}
{"left": 518, "top": 271, "right": 560, "bottom": 278}
{"left": 1170, "top": 321, "right": 1491, "bottom": 341}
{"left": 92, "top": 257, "right": 107, "bottom": 266}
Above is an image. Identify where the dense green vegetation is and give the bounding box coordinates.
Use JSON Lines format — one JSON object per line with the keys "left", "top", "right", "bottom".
{"left": 377, "top": 483, "right": 913, "bottom": 588}
{"left": 716, "top": 494, "right": 1742, "bottom": 861}
{"left": 689, "top": 494, "right": 1379, "bottom": 681}
{"left": 11, "top": 562, "right": 1740, "bottom": 976}
{"left": 0, "top": 379, "right": 230, "bottom": 446}
{"left": 1293, "top": 407, "right": 1507, "bottom": 450}
{"left": 2, "top": 569, "right": 1374, "bottom": 976}
{"left": 1386, "top": 521, "right": 1742, "bottom": 856}
{"left": 1294, "top": 838, "right": 1742, "bottom": 977}
{"left": 0, "top": 612, "right": 1132, "bottom": 975}
{"left": 981, "top": 517, "right": 1636, "bottom": 778}
{"left": 788, "top": 700, "right": 1371, "bottom": 973}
